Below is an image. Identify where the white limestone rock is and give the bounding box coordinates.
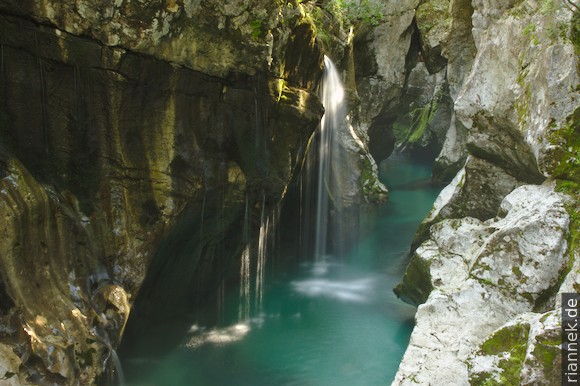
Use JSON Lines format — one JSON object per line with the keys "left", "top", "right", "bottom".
{"left": 455, "top": 2, "right": 579, "bottom": 181}
{"left": 394, "top": 282, "right": 530, "bottom": 386}
{"left": 433, "top": 111, "right": 468, "bottom": 181}
{"left": 410, "top": 156, "right": 524, "bottom": 251}
{"left": 470, "top": 184, "right": 570, "bottom": 300}
{"left": 393, "top": 184, "right": 570, "bottom": 385}
{"left": 471, "top": 0, "right": 520, "bottom": 49}
{"left": 467, "top": 309, "right": 561, "bottom": 385}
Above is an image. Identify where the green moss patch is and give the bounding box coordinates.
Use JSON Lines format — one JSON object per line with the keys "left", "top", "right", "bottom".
{"left": 546, "top": 108, "right": 580, "bottom": 184}
{"left": 555, "top": 180, "right": 579, "bottom": 278}
{"left": 470, "top": 323, "right": 530, "bottom": 385}
{"left": 395, "top": 89, "right": 443, "bottom": 149}
{"left": 416, "top": 0, "right": 451, "bottom": 34}
{"left": 359, "top": 156, "right": 388, "bottom": 203}
{"left": 394, "top": 253, "right": 433, "bottom": 306}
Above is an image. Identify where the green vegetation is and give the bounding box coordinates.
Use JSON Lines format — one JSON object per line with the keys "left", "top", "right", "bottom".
{"left": 302, "top": 0, "right": 384, "bottom": 42}
{"left": 250, "top": 19, "right": 263, "bottom": 40}
{"left": 555, "top": 180, "right": 580, "bottom": 291}
{"left": 322, "top": 0, "right": 384, "bottom": 28}
{"left": 285, "top": 0, "right": 384, "bottom": 59}
{"left": 512, "top": 0, "right": 578, "bottom": 50}
{"left": 549, "top": 108, "right": 580, "bottom": 182}
{"left": 359, "top": 156, "right": 388, "bottom": 203}
{"left": 470, "top": 323, "right": 530, "bottom": 385}
{"left": 528, "top": 314, "right": 560, "bottom": 380}
{"left": 416, "top": 0, "right": 451, "bottom": 33}
{"left": 408, "top": 105, "right": 434, "bottom": 143}
{"left": 393, "top": 253, "right": 434, "bottom": 305}
{"left": 571, "top": 6, "right": 580, "bottom": 58}
{"left": 540, "top": 0, "right": 556, "bottom": 15}
{"left": 396, "top": 89, "right": 443, "bottom": 148}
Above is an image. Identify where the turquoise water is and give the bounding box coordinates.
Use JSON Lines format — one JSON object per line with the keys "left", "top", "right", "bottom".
{"left": 125, "top": 155, "right": 441, "bottom": 386}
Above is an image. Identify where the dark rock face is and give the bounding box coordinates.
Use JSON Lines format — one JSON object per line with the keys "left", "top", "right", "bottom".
{"left": 0, "top": 2, "right": 324, "bottom": 383}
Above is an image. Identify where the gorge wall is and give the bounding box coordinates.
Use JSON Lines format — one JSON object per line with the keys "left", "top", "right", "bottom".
{"left": 390, "top": 0, "right": 580, "bottom": 384}
{"left": 0, "top": 0, "right": 330, "bottom": 383}
{"left": 0, "top": 0, "right": 577, "bottom": 385}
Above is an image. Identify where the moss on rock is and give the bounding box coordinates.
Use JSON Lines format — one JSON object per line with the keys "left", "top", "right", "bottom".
{"left": 547, "top": 107, "right": 580, "bottom": 183}
{"left": 469, "top": 322, "right": 530, "bottom": 385}
{"left": 394, "top": 251, "right": 433, "bottom": 305}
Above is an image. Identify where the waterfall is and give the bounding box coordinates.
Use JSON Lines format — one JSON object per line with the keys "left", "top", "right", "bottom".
{"left": 315, "top": 56, "right": 346, "bottom": 260}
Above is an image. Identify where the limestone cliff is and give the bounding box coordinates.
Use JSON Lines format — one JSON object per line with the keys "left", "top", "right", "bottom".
{"left": 393, "top": 0, "right": 580, "bottom": 384}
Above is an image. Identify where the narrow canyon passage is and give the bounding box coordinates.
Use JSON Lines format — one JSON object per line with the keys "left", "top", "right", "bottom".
{"left": 0, "top": 2, "right": 576, "bottom": 385}
{"left": 120, "top": 155, "right": 441, "bottom": 386}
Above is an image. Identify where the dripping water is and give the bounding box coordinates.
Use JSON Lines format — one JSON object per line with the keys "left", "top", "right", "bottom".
{"left": 255, "top": 192, "right": 268, "bottom": 313}
{"left": 110, "top": 349, "right": 125, "bottom": 386}
{"left": 1, "top": 44, "right": 4, "bottom": 81}
{"left": 34, "top": 30, "right": 48, "bottom": 156}
{"left": 254, "top": 83, "right": 261, "bottom": 150}
{"left": 199, "top": 193, "right": 206, "bottom": 238}
{"left": 73, "top": 66, "right": 81, "bottom": 135}
{"left": 217, "top": 280, "right": 225, "bottom": 325}
{"left": 238, "top": 194, "right": 251, "bottom": 322}
{"left": 116, "top": 55, "right": 442, "bottom": 386}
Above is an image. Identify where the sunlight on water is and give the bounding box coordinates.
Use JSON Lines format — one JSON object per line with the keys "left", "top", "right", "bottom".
{"left": 185, "top": 324, "right": 251, "bottom": 349}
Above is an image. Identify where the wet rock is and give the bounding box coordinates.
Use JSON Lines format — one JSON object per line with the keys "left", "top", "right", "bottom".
{"left": 0, "top": 343, "right": 30, "bottom": 386}
{"left": 0, "top": 158, "right": 108, "bottom": 384}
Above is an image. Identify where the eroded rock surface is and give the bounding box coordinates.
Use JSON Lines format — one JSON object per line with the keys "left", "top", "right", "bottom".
{"left": 394, "top": 0, "right": 580, "bottom": 384}
{"left": 394, "top": 184, "right": 570, "bottom": 385}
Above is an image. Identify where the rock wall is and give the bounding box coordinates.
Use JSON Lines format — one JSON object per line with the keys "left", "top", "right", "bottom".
{"left": 0, "top": 1, "right": 330, "bottom": 383}
{"left": 350, "top": 0, "right": 458, "bottom": 168}
{"left": 394, "top": 0, "right": 580, "bottom": 384}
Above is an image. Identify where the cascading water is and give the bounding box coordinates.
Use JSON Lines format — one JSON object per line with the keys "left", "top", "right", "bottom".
{"left": 120, "top": 56, "right": 442, "bottom": 386}
{"left": 315, "top": 56, "right": 347, "bottom": 260}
